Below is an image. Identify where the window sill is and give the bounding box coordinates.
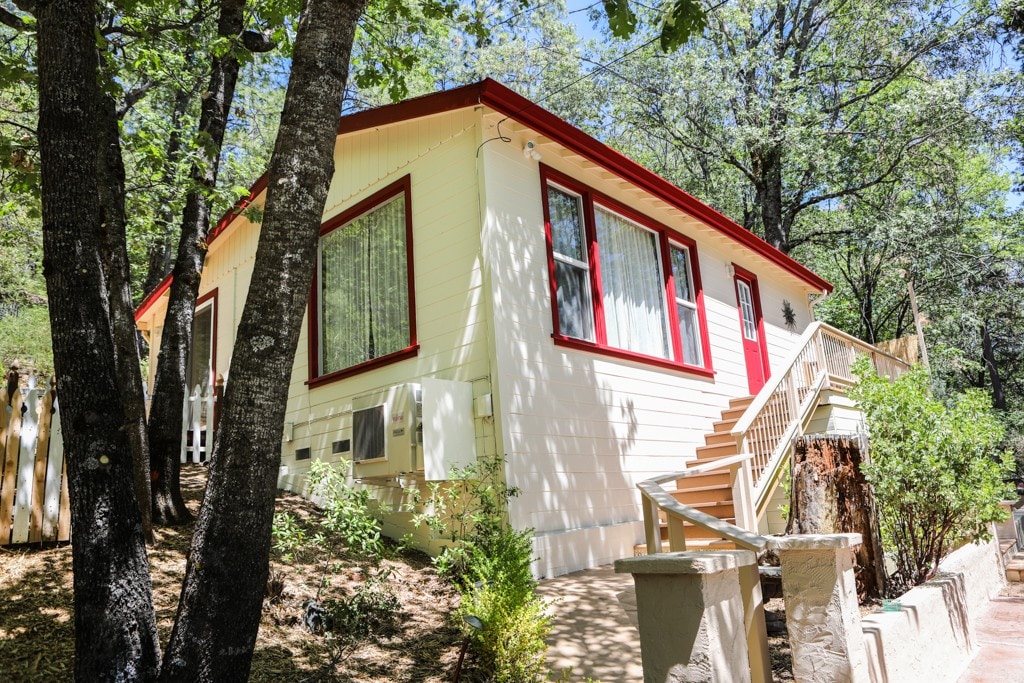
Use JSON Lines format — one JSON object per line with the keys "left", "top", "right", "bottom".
{"left": 307, "top": 345, "right": 420, "bottom": 388}
{"left": 551, "top": 335, "right": 715, "bottom": 378}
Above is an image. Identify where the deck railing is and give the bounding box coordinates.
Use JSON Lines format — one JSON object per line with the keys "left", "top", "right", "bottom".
{"left": 731, "top": 322, "right": 909, "bottom": 521}
{"left": 638, "top": 322, "right": 910, "bottom": 555}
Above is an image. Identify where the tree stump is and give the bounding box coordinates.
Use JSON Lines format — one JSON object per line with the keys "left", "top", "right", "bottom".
{"left": 787, "top": 434, "right": 886, "bottom": 600}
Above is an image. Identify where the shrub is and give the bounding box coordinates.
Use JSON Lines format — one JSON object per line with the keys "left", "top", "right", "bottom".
{"left": 457, "top": 526, "right": 551, "bottom": 682}
{"left": 327, "top": 566, "right": 401, "bottom": 639}
{"left": 850, "top": 358, "right": 1012, "bottom": 591}
{"left": 409, "top": 455, "right": 550, "bottom": 681}
{"left": 306, "top": 458, "right": 386, "bottom": 558}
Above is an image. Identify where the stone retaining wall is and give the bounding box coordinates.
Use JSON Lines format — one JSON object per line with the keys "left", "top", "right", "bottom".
{"left": 860, "top": 536, "right": 1005, "bottom": 683}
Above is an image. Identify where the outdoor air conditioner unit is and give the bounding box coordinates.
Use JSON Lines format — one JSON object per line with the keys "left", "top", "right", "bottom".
{"left": 351, "top": 379, "right": 475, "bottom": 481}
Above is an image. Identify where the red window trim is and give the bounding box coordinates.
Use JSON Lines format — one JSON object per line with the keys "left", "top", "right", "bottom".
{"left": 540, "top": 164, "right": 715, "bottom": 375}
{"left": 732, "top": 263, "right": 771, "bottom": 380}
{"left": 194, "top": 288, "right": 218, "bottom": 387}
{"left": 306, "top": 175, "right": 418, "bottom": 388}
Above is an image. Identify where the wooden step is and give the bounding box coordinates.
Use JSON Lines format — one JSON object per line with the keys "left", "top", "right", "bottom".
{"left": 693, "top": 443, "right": 738, "bottom": 461}
{"left": 663, "top": 498, "right": 735, "bottom": 518}
{"left": 728, "top": 395, "right": 755, "bottom": 410}
{"left": 704, "top": 431, "right": 737, "bottom": 447}
{"left": 654, "top": 518, "right": 739, "bottom": 540}
{"left": 676, "top": 470, "right": 731, "bottom": 488}
{"left": 711, "top": 418, "right": 740, "bottom": 434}
{"left": 671, "top": 483, "right": 734, "bottom": 505}
{"left": 720, "top": 405, "right": 749, "bottom": 422}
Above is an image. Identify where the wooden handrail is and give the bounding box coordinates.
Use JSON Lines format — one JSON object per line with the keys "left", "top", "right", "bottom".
{"left": 639, "top": 321, "right": 910, "bottom": 554}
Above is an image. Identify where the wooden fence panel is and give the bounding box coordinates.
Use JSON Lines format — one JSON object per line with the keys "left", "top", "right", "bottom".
{"left": 42, "top": 396, "right": 64, "bottom": 541}
{"left": 1, "top": 387, "right": 23, "bottom": 543}
{"left": 30, "top": 383, "right": 55, "bottom": 542}
{"left": 0, "top": 376, "right": 70, "bottom": 545}
{"left": 12, "top": 379, "right": 41, "bottom": 543}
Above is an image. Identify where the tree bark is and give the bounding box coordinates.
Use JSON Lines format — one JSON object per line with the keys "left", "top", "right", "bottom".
{"left": 159, "top": 0, "right": 366, "bottom": 677}
{"left": 36, "top": 0, "right": 160, "bottom": 678}
{"left": 96, "top": 89, "right": 154, "bottom": 544}
{"left": 788, "top": 434, "right": 886, "bottom": 601}
{"left": 981, "top": 322, "right": 1006, "bottom": 410}
{"left": 148, "top": 0, "right": 247, "bottom": 526}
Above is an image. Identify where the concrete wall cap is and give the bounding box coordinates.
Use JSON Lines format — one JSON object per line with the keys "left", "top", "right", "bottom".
{"left": 766, "top": 533, "right": 862, "bottom": 550}
{"left": 614, "top": 550, "right": 757, "bottom": 575}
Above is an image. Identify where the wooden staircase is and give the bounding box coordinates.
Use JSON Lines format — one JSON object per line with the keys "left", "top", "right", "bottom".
{"left": 635, "top": 395, "right": 755, "bottom": 554}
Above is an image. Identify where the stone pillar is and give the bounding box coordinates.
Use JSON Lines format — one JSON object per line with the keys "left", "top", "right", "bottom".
{"left": 615, "top": 551, "right": 758, "bottom": 683}
{"left": 768, "top": 533, "right": 868, "bottom": 683}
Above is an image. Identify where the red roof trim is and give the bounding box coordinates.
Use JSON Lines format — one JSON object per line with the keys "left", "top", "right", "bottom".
{"left": 473, "top": 80, "right": 831, "bottom": 293}
{"left": 137, "top": 78, "right": 831, "bottom": 323}
{"left": 325, "top": 79, "right": 829, "bottom": 292}
{"left": 134, "top": 274, "right": 172, "bottom": 322}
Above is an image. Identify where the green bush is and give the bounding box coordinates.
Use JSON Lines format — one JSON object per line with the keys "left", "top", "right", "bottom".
{"left": 850, "top": 358, "right": 1012, "bottom": 591}
{"left": 0, "top": 306, "right": 53, "bottom": 375}
{"left": 306, "top": 458, "right": 386, "bottom": 558}
{"left": 457, "top": 526, "right": 551, "bottom": 682}
{"left": 409, "top": 455, "right": 551, "bottom": 681}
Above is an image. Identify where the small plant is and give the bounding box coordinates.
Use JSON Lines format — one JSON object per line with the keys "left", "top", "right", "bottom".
{"left": 265, "top": 569, "right": 286, "bottom": 603}
{"left": 407, "top": 454, "right": 522, "bottom": 579}
{"left": 307, "top": 458, "right": 387, "bottom": 558}
{"left": 850, "top": 357, "right": 1012, "bottom": 591}
{"left": 457, "top": 526, "right": 551, "bottom": 682}
{"left": 271, "top": 511, "right": 308, "bottom": 561}
{"left": 408, "top": 455, "right": 551, "bottom": 681}
{"left": 327, "top": 566, "right": 402, "bottom": 639}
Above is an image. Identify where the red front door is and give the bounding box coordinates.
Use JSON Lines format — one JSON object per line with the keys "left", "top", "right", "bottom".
{"left": 734, "top": 269, "right": 769, "bottom": 394}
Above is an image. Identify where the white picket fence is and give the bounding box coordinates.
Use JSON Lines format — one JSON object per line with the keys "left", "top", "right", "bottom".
{"left": 0, "top": 373, "right": 69, "bottom": 546}
{"left": 180, "top": 383, "right": 217, "bottom": 464}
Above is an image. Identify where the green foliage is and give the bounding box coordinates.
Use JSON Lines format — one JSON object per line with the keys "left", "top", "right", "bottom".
{"left": 408, "top": 455, "right": 551, "bottom": 681}
{"left": 0, "top": 307, "right": 53, "bottom": 376}
{"left": 306, "top": 459, "right": 387, "bottom": 558}
{"left": 271, "top": 511, "right": 309, "bottom": 561}
{"left": 408, "top": 454, "right": 521, "bottom": 578}
{"left": 850, "top": 358, "right": 1012, "bottom": 591}
{"left": 326, "top": 565, "right": 401, "bottom": 639}
{"left": 457, "top": 526, "right": 551, "bottom": 682}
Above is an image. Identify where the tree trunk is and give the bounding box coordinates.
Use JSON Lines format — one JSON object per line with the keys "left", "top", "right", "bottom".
{"left": 36, "top": 0, "right": 161, "bottom": 678}
{"left": 788, "top": 434, "right": 886, "bottom": 601}
{"left": 159, "top": 0, "right": 366, "bottom": 677}
{"left": 981, "top": 322, "right": 1006, "bottom": 410}
{"left": 96, "top": 89, "right": 154, "bottom": 544}
{"left": 148, "top": 0, "right": 247, "bottom": 526}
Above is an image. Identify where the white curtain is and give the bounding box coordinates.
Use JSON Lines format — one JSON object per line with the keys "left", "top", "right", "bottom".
{"left": 595, "top": 208, "right": 670, "bottom": 359}
{"left": 320, "top": 195, "right": 408, "bottom": 374}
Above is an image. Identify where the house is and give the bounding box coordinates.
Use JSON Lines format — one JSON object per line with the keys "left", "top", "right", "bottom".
{"left": 135, "top": 79, "right": 876, "bottom": 579}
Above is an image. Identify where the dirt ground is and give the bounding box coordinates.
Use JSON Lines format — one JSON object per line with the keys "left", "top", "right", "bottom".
{"left": 0, "top": 464, "right": 828, "bottom": 682}
{"left": 0, "top": 466, "right": 465, "bottom": 682}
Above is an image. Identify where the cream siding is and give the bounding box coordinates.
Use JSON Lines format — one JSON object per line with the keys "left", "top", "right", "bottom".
{"left": 139, "top": 101, "right": 826, "bottom": 577}
{"left": 273, "top": 109, "right": 501, "bottom": 556}
{"left": 478, "top": 113, "right": 817, "bottom": 577}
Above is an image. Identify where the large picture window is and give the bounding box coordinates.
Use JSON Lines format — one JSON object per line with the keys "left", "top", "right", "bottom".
{"left": 542, "top": 168, "right": 712, "bottom": 373}
{"left": 310, "top": 177, "right": 416, "bottom": 385}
